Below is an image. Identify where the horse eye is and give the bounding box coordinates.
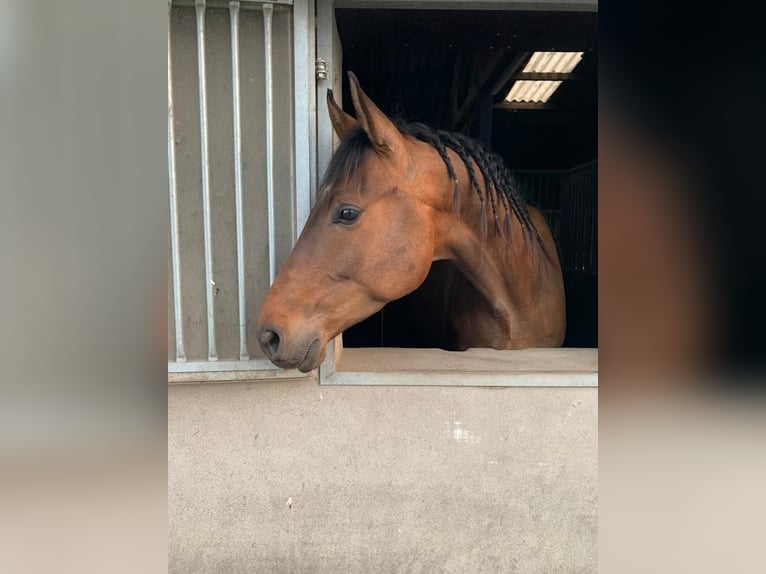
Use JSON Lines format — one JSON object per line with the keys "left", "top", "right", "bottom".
{"left": 336, "top": 207, "right": 360, "bottom": 224}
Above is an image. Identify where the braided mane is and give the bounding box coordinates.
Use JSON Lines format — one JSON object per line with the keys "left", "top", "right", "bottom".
{"left": 399, "top": 122, "right": 536, "bottom": 240}
{"left": 322, "top": 122, "right": 537, "bottom": 241}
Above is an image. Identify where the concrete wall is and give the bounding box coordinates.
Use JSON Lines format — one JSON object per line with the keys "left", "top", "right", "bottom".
{"left": 169, "top": 380, "right": 597, "bottom": 572}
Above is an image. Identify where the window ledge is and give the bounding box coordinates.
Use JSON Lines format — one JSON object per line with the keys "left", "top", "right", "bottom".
{"left": 168, "top": 359, "right": 313, "bottom": 384}
{"left": 321, "top": 346, "right": 598, "bottom": 386}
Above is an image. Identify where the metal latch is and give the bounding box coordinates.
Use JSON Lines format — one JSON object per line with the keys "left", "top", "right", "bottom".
{"left": 315, "top": 58, "right": 328, "bottom": 80}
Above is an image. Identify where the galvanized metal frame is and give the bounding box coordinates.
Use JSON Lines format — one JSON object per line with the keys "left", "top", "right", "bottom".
{"left": 194, "top": 0, "right": 218, "bottom": 361}
{"left": 168, "top": 0, "right": 312, "bottom": 382}
{"left": 292, "top": 0, "right": 315, "bottom": 234}
{"left": 170, "top": 359, "right": 307, "bottom": 383}
{"left": 229, "top": 1, "right": 249, "bottom": 360}
{"left": 333, "top": 0, "right": 597, "bottom": 9}
{"left": 315, "top": 0, "right": 338, "bottom": 188}
{"left": 168, "top": 1, "right": 187, "bottom": 363}
{"left": 320, "top": 343, "right": 598, "bottom": 387}
{"left": 174, "top": 0, "right": 292, "bottom": 5}
{"left": 262, "top": 3, "right": 278, "bottom": 284}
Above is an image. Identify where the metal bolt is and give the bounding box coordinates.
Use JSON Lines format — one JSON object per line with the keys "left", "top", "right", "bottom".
{"left": 315, "top": 58, "right": 327, "bottom": 80}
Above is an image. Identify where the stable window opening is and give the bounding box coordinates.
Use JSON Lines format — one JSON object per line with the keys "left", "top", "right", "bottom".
{"left": 319, "top": 6, "right": 597, "bottom": 385}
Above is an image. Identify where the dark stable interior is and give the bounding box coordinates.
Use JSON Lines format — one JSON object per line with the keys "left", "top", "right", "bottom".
{"left": 337, "top": 9, "right": 598, "bottom": 348}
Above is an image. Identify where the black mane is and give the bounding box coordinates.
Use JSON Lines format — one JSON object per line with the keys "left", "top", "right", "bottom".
{"left": 321, "top": 122, "right": 536, "bottom": 239}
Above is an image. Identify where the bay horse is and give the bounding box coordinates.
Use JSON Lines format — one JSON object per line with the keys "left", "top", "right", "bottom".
{"left": 257, "top": 72, "right": 565, "bottom": 372}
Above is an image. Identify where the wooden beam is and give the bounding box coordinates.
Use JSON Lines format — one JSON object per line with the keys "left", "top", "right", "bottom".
{"left": 515, "top": 72, "right": 586, "bottom": 81}
{"left": 494, "top": 102, "right": 587, "bottom": 110}
{"left": 495, "top": 108, "right": 596, "bottom": 124}
{"left": 489, "top": 53, "right": 530, "bottom": 96}
{"left": 478, "top": 91, "right": 493, "bottom": 146}
{"left": 448, "top": 52, "right": 461, "bottom": 127}
{"left": 451, "top": 48, "right": 507, "bottom": 129}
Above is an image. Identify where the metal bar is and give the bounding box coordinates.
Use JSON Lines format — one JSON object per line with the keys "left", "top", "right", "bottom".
{"left": 195, "top": 0, "right": 218, "bottom": 360}
{"left": 168, "top": 1, "right": 186, "bottom": 362}
{"left": 561, "top": 175, "right": 571, "bottom": 270}
{"left": 315, "top": 0, "right": 336, "bottom": 186}
{"left": 323, "top": 370, "right": 598, "bottom": 387}
{"left": 332, "top": 0, "right": 597, "bottom": 11}
{"left": 168, "top": 359, "right": 309, "bottom": 373}
{"left": 229, "top": 1, "right": 249, "bottom": 360}
{"left": 292, "top": 0, "right": 313, "bottom": 235}
{"left": 320, "top": 348, "right": 599, "bottom": 387}
{"left": 169, "top": 358, "right": 313, "bottom": 383}
{"left": 263, "top": 3, "right": 277, "bottom": 284}
{"left": 173, "top": 0, "right": 293, "bottom": 7}
{"left": 170, "top": 370, "right": 312, "bottom": 384}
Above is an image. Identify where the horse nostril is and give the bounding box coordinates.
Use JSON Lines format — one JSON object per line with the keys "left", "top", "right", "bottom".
{"left": 259, "top": 328, "right": 282, "bottom": 358}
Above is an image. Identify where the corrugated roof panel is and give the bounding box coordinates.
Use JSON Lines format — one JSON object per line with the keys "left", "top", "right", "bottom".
{"left": 505, "top": 80, "right": 562, "bottom": 103}
{"left": 522, "top": 51, "right": 583, "bottom": 74}
{"left": 506, "top": 51, "right": 583, "bottom": 103}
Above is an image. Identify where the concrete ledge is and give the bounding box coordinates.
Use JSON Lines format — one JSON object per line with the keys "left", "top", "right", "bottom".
{"left": 168, "top": 360, "right": 313, "bottom": 384}
{"left": 168, "top": 348, "right": 598, "bottom": 386}
{"left": 325, "top": 347, "right": 598, "bottom": 386}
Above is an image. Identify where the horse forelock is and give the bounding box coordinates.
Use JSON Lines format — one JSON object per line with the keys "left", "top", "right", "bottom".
{"left": 319, "top": 127, "right": 370, "bottom": 199}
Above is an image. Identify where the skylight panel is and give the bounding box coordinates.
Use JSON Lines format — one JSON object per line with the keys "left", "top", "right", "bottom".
{"left": 505, "top": 51, "right": 584, "bottom": 104}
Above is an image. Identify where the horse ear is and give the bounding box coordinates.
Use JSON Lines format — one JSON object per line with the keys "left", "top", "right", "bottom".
{"left": 327, "top": 88, "right": 358, "bottom": 139}
{"left": 347, "top": 71, "right": 405, "bottom": 156}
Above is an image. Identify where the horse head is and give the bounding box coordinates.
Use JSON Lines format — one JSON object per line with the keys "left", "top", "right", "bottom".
{"left": 257, "top": 72, "right": 441, "bottom": 371}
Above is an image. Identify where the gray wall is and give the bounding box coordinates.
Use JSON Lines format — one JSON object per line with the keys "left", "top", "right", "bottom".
{"left": 168, "top": 4, "right": 295, "bottom": 362}
{"left": 169, "top": 381, "right": 597, "bottom": 572}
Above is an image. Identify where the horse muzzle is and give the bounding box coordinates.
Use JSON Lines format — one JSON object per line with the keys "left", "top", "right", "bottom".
{"left": 257, "top": 324, "right": 324, "bottom": 373}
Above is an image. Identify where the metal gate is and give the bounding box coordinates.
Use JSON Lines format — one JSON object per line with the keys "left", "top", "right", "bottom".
{"left": 514, "top": 169, "right": 565, "bottom": 243}
{"left": 167, "top": 0, "right": 314, "bottom": 382}
{"left": 560, "top": 160, "right": 597, "bottom": 272}
{"left": 515, "top": 161, "right": 597, "bottom": 273}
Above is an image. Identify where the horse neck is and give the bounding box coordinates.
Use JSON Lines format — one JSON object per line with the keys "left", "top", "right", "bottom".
{"left": 432, "top": 164, "right": 543, "bottom": 319}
